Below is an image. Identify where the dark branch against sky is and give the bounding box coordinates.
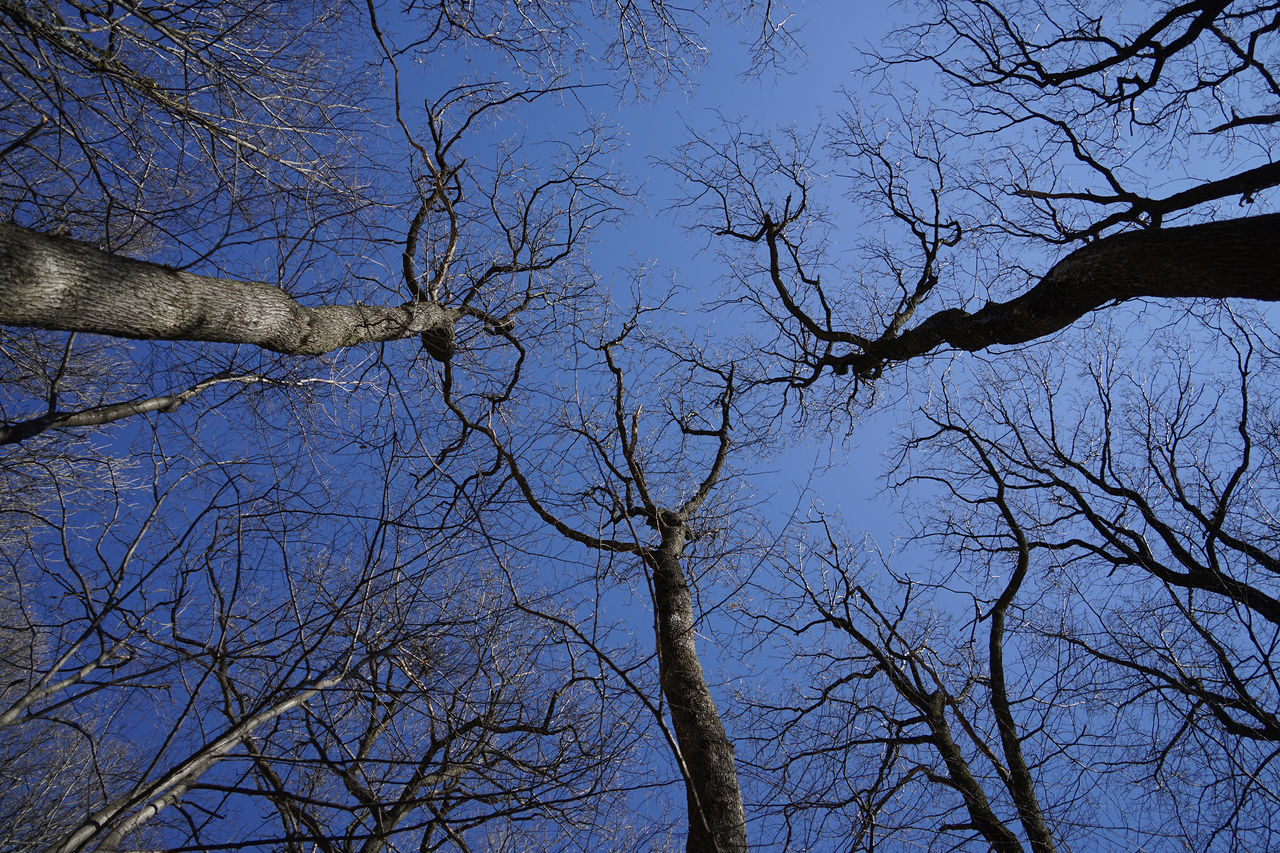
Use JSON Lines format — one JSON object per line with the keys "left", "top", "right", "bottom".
{"left": 4, "top": 2, "right": 1280, "bottom": 851}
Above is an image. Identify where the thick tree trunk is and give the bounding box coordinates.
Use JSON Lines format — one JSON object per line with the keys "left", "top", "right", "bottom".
{"left": 650, "top": 523, "right": 747, "bottom": 853}
{"left": 0, "top": 223, "right": 459, "bottom": 359}
{"left": 835, "top": 212, "right": 1280, "bottom": 377}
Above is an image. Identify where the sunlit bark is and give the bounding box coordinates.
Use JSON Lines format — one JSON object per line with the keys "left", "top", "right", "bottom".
{"left": 0, "top": 223, "right": 460, "bottom": 359}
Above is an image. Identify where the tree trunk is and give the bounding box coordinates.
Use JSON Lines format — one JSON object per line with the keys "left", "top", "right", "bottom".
{"left": 922, "top": 690, "right": 1026, "bottom": 853}
{"left": 837, "top": 212, "right": 1280, "bottom": 377}
{"left": 53, "top": 668, "right": 352, "bottom": 853}
{"left": 0, "top": 223, "right": 459, "bottom": 359}
{"left": 650, "top": 522, "right": 747, "bottom": 853}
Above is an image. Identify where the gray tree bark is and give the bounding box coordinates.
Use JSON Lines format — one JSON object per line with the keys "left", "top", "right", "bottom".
{"left": 650, "top": 518, "right": 748, "bottom": 853}
{"left": 0, "top": 223, "right": 459, "bottom": 359}
{"left": 0, "top": 373, "right": 335, "bottom": 445}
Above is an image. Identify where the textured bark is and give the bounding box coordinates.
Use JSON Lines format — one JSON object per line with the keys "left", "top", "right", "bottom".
{"left": 922, "top": 691, "right": 1026, "bottom": 853}
{"left": 834, "top": 213, "right": 1280, "bottom": 377}
{"left": 0, "top": 223, "right": 459, "bottom": 359}
{"left": 651, "top": 523, "right": 747, "bottom": 853}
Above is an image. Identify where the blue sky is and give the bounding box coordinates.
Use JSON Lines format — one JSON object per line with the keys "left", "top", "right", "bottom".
{"left": 15, "top": 2, "right": 1280, "bottom": 849}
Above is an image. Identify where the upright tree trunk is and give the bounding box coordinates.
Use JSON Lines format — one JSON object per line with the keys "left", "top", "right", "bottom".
{"left": 0, "top": 223, "right": 459, "bottom": 359}
{"left": 650, "top": 522, "right": 747, "bottom": 853}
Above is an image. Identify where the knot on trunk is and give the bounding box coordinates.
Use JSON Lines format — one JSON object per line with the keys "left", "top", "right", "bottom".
{"left": 420, "top": 323, "right": 456, "bottom": 363}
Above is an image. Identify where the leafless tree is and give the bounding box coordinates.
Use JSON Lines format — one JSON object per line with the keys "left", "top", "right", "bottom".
{"left": 0, "top": 0, "right": 775, "bottom": 454}
{"left": 0, "top": 0, "right": 791, "bottom": 373}
{"left": 440, "top": 300, "right": 759, "bottom": 852}
{"left": 0, "top": 390, "right": 649, "bottom": 852}
{"left": 1, "top": 5, "right": 797, "bottom": 850}
{"left": 902, "top": 308, "right": 1280, "bottom": 847}
{"left": 187, "top": 547, "right": 634, "bottom": 852}
{"left": 659, "top": 13, "right": 1280, "bottom": 842}
{"left": 742, "top": 304, "right": 1280, "bottom": 851}
{"left": 16, "top": 2, "right": 1280, "bottom": 851}
{"left": 674, "top": 1, "right": 1280, "bottom": 391}
{"left": 748, "top": 520, "right": 1068, "bottom": 852}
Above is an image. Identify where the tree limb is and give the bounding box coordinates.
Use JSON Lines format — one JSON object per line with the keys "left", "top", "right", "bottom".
{"left": 0, "top": 223, "right": 461, "bottom": 359}
{"left": 829, "top": 213, "right": 1280, "bottom": 378}
{"left": 0, "top": 373, "right": 346, "bottom": 445}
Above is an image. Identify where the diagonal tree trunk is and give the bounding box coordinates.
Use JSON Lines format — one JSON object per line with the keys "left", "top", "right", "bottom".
{"left": 0, "top": 223, "right": 459, "bottom": 360}
{"left": 833, "top": 213, "right": 1280, "bottom": 377}
{"left": 51, "top": 666, "right": 356, "bottom": 853}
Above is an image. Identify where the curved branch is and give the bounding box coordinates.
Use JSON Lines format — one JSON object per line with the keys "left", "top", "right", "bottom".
{"left": 830, "top": 213, "right": 1280, "bottom": 378}
{"left": 0, "top": 373, "right": 343, "bottom": 445}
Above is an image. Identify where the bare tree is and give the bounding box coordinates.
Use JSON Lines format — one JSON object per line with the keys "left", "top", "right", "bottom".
{"left": 660, "top": 15, "right": 1280, "bottom": 843}
{"left": 0, "top": 4, "right": 795, "bottom": 850}
{"left": 442, "top": 304, "right": 756, "bottom": 852}
{"left": 193, "top": 554, "right": 632, "bottom": 852}
{"left": 674, "top": 1, "right": 1280, "bottom": 390}
{"left": 750, "top": 521, "right": 1065, "bottom": 852}
{"left": 0, "top": 0, "right": 792, "bottom": 373}
{"left": 0, "top": 391, "right": 645, "bottom": 852}
{"left": 744, "top": 305, "right": 1280, "bottom": 851}
{"left": 0, "top": 0, "right": 759, "bottom": 454}
{"left": 899, "top": 309, "right": 1280, "bottom": 847}
{"left": 17, "top": 3, "right": 1280, "bottom": 852}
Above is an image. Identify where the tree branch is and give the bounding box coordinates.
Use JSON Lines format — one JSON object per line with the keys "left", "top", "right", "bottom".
{"left": 0, "top": 223, "right": 461, "bottom": 359}
{"left": 0, "top": 373, "right": 345, "bottom": 445}
{"left": 829, "top": 213, "right": 1280, "bottom": 378}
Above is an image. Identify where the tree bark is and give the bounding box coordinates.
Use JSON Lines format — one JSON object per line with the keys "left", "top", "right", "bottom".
{"left": 650, "top": 522, "right": 747, "bottom": 853}
{"left": 52, "top": 668, "right": 353, "bottom": 853}
{"left": 0, "top": 373, "right": 327, "bottom": 445}
{"left": 0, "top": 223, "right": 459, "bottom": 359}
{"left": 987, "top": 509, "right": 1057, "bottom": 853}
{"left": 834, "top": 213, "right": 1280, "bottom": 377}
{"left": 922, "top": 691, "right": 1026, "bottom": 853}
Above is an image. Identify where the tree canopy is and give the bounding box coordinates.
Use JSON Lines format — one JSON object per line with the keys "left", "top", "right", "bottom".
{"left": 2, "top": 1, "right": 1279, "bottom": 851}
